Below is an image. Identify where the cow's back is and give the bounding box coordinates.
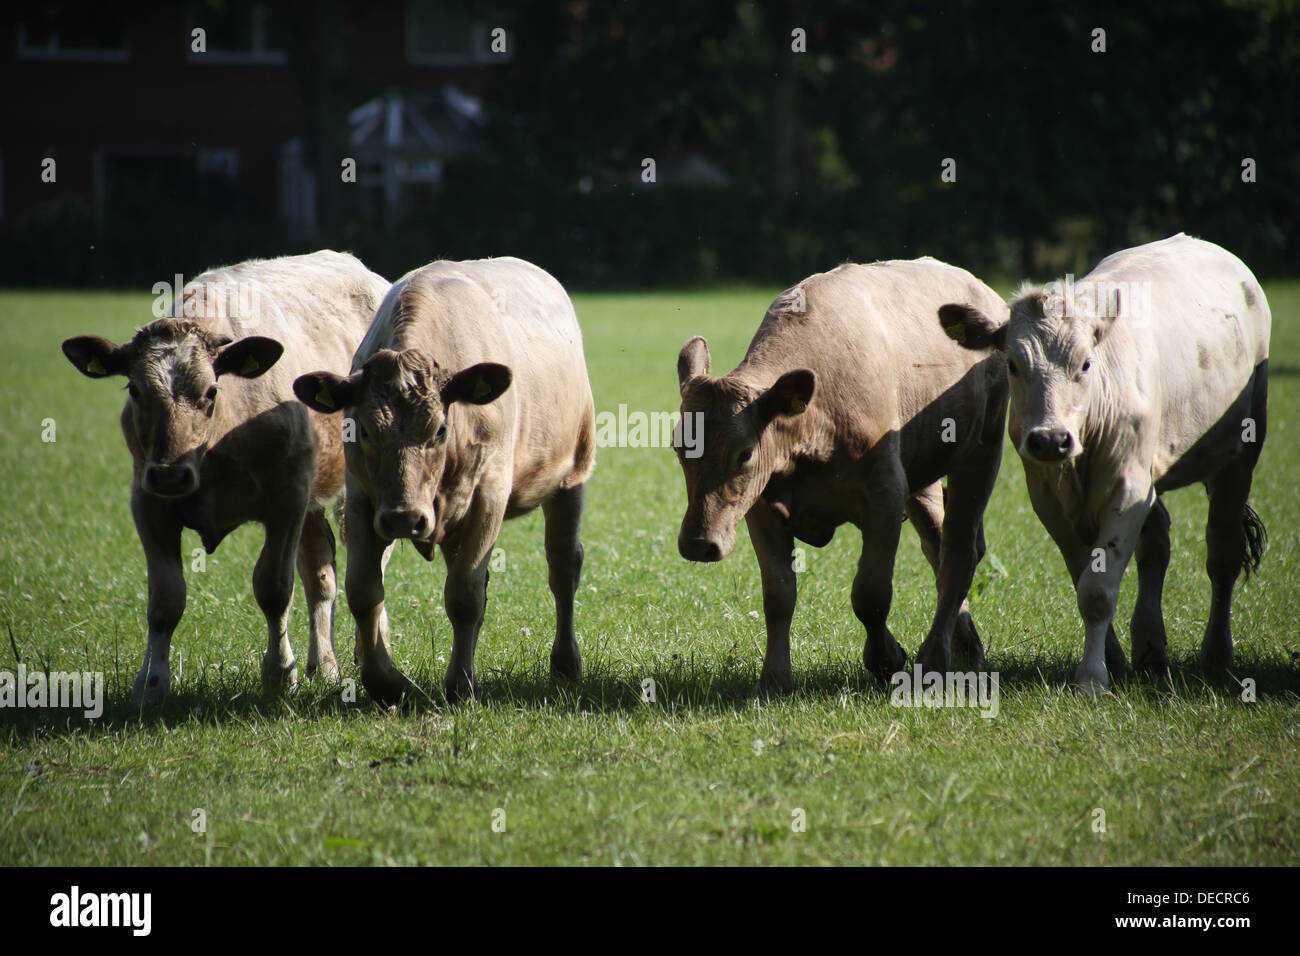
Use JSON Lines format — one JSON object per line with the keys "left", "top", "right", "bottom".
{"left": 361, "top": 257, "right": 596, "bottom": 496}
{"left": 1083, "top": 234, "right": 1270, "bottom": 484}
{"left": 738, "top": 258, "right": 1007, "bottom": 470}
{"left": 183, "top": 250, "right": 388, "bottom": 389}
{"left": 177, "top": 250, "right": 389, "bottom": 501}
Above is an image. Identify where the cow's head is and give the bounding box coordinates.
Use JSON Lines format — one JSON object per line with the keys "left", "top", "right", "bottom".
{"left": 938, "top": 287, "right": 1117, "bottom": 464}
{"left": 294, "top": 348, "right": 511, "bottom": 543}
{"left": 63, "top": 320, "right": 283, "bottom": 497}
{"left": 675, "top": 336, "right": 814, "bottom": 561}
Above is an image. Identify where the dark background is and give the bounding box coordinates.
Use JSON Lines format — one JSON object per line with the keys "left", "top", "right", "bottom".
{"left": 1, "top": 0, "right": 1296, "bottom": 288}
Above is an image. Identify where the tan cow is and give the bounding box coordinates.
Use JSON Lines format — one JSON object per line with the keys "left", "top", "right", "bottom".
{"left": 62, "top": 251, "right": 390, "bottom": 703}
{"left": 675, "top": 258, "right": 1009, "bottom": 693}
{"left": 938, "top": 233, "right": 1270, "bottom": 692}
{"left": 293, "top": 256, "right": 596, "bottom": 705}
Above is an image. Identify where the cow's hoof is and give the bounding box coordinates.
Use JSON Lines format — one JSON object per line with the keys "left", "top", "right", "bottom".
{"left": 1198, "top": 645, "right": 1233, "bottom": 675}
{"left": 912, "top": 642, "right": 949, "bottom": 678}
{"left": 1070, "top": 665, "right": 1110, "bottom": 696}
{"left": 261, "top": 655, "right": 299, "bottom": 695}
{"left": 550, "top": 652, "right": 583, "bottom": 685}
{"left": 307, "top": 655, "right": 341, "bottom": 684}
{"left": 443, "top": 677, "right": 479, "bottom": 706}
{"left": 756, "top": 669, "right": 794, "bottom": 699}
{"left": 865, "top": 636, "right": 907, "bottom": 683}
{"left": 952, "top": 615, "right": 987, "bottom": 671}
{"left": 362, "top": 662, "right": 416, "bottom": 707}
{"left": 1131, "top": 647, "right": 1170, "bottom": 679}
{"left": 131, "top": 669, "right": 169, "bottom": 706}
{"left": 1104, "top": 629, "right": 1129, "bottom": 674}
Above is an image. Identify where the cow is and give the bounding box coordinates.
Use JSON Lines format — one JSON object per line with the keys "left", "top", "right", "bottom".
{"left": 292, "top": 257, "right": 596, "bottom": 706}
{"left": 937, "top": 233, "right": 1270, "bottom": 692}
{"left": 675, "top": 257, "right": 1010, "bottom": 694}
{"left": 62, "top": 251, "right": 390, "bottom": 704}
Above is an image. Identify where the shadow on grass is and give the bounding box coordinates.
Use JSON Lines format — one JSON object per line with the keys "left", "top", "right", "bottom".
{"left": 3, "top": 644, "right": 1297, "bottom": 743}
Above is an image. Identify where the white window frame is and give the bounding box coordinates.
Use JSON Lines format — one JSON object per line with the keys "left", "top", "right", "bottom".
{"left": 186, "top": 3, "right": 288, "bottom": 66}
{"left": 405, "top": 2, "right": 511, "bottom": 66}
{"left": 16, "top": 23, "right": 129, "bottom": 62}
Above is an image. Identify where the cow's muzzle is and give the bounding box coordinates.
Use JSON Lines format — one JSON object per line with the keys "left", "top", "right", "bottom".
{"left": 1022, "top": 428, "right": 1077, "bottom": 463}
{"left": 678, "top": 528, "right": 730, "bottom": 563}
{"left": 375, "top": 506, "right": 434, "bottom": 542}
{"left": 142, "top": 462, "right": 199, "bottom": 498}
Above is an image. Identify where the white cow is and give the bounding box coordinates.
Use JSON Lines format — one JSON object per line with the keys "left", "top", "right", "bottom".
{"left": 938, "top": 234, "right": 1270, "bottom": 691}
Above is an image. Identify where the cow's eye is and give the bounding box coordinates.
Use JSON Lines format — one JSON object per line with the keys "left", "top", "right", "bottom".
{"left": 1007, "top": 360, "right": 1019, "bottom": 378}
{"left": 1080, "top": 359, "right": 1092, "bottom": 373}
{"left": 737, "top": 446, "right": 754, "bottom": 467}
{"left": 203, "top": 386, "right": 218, "bottom": 413}
{"left": 434, "top": 424, "right": 448, "bottom": 444}
{"left": 127, "top": 382, "right": 140, "bottom": 400}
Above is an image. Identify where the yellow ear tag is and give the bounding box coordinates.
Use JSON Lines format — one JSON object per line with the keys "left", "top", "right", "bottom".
{"left": 240, "top": 356, "right": 260, "bottom": 375}
{"left": 789, "top": 397, "right": 806, "bottom": 413}
{"left": 87, "top": 356, "right": 107, "bottom": 375}
{"left": 315, "top": 387, "right": 335, "bottom": 409}
{"left": 473, "top": 379, "right": 492, "bottom": 400}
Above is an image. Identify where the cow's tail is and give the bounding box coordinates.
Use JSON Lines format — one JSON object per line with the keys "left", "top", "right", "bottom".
{"left": 1241, "top": 503, "right": 1267, "bottom": 580}
{"left": 334, "top": 494, "right": 348, "bottom": 547}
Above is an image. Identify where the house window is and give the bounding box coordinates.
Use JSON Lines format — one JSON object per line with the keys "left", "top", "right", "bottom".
{"left": 187, "top": 1, "right": 288, "bottom": 64}
{"left": 406, "top": 0, "right": 510, "bottom": 65}
{"left": 17, "top": 2, "right": 129, "bottom": 62}
{"left": 95, "top": 147, "right": 249, "bottom": 230}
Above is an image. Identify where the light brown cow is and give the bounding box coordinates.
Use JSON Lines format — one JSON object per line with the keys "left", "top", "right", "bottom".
{"left": 293, "top": 256, "right": 596, "bottom": 705}
{"left": 939, "top": 233, "right": 1270, "bottom": 692}
{"left": 62, "top": 251, "right": 390, "bottom": 703}
{"left": 675, "top": 258, "right": 1009, "bottom": 693}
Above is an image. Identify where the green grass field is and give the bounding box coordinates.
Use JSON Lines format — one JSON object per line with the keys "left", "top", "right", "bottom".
{"left": 1, "top": 282, "right": 1297, "bottom": 865}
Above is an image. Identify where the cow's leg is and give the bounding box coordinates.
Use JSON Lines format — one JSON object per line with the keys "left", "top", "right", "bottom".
{"left": 1071, "top": 476, "right": 1153, "bottom": 694}
{"left": 131, "top": 496, "right": 185, "bottom": 704}
{"left": 441, "top": 499, "right": 504, "bottom": 704}
{"left": 255, "top": 500, "right": 307, "bottom": 694}
{"left": 906, "top": 485, "right": 982, "bottom": 666}
{"left": 1130, "top": 498, "right": 1171, "bottom": 676}
{"left": 296, "top": 505, "right": 340, "bottom": 683}
{"left": 746, "top": 498, "right": 797, "bottom": 696}
{"left": 1201, "top": 463, "right": 1258, "bottom": 673}
{"left": 855, "top": 461, "right": 907, "bottom": 682}
{"left": 345, "top": 488, "right": 405, "bottom": 704}
{"left": 913, "top": 466, "right": 996, "bottom": 674}
{"left": 1026, "top": 475, "right": 1128, "bottom": 677}
{"left": 543, "top": 483, "right": 586, "bottom": 685}
{"left": 1202, "top": 368, "right": 1267, "bottom": 673}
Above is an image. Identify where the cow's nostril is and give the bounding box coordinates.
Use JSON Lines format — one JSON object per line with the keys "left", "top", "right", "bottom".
{"left": 376, "top": 509, "right": 432, "bottom": 541}
{"left": 679, "top": 536, "right": 724, "bottom": 563}
{"left": 145, "top": 464, "right": 196, "bottom": 496}
{"left": 1024, "top": 429, "right": 1074, "bottom": 462}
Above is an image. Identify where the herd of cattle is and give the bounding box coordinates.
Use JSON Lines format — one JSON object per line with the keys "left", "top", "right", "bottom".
{"left": 61, "top": 233, "right": 1271, "bottom": 706}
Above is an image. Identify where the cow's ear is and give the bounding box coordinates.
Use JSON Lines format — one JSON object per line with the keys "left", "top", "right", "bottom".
{"left": 293, "top": 371, "right": 361, "bottom": 414}
{"left": 677, "top": 336, "right": 710, "bottom": 393}
{"left": 938, "top": 304, "right": 1007, "bottom": 351}
{"left": 443, "top": 363, "right": 512, "bottom": 406}
{"left": 214, "top": 336, "right": 284, "bottom": 379}
{"left": 1093, "top": 287, "right": 1120, "bottom": 345}
{"left": 63, "top": 336, "right": 130, "bottom": 378}
{"left": 755, "top": 369, "right": 815, "bottom": 426}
